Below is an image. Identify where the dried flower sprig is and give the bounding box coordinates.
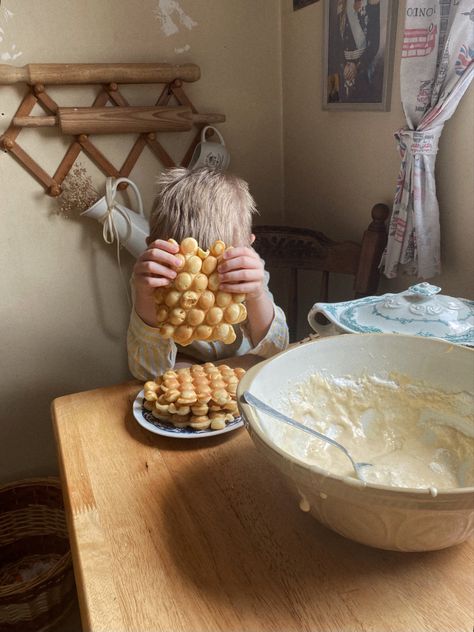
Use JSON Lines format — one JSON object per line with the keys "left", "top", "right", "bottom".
{"left": 55, "top": 162, "right": 99, "bottom": 220}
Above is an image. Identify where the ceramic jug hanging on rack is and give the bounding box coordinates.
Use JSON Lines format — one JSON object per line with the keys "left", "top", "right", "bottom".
{"left": 81, "top": 177, "right": 149, "bottom": 258}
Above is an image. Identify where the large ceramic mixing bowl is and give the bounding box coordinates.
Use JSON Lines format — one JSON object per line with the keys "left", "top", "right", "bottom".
{"left": 238, "top": 334, "right": 474, "bottom": 551}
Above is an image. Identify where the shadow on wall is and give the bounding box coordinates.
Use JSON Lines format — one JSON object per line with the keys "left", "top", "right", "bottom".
{"left": 0, "top": 335, "right": 131, "bottom": 485}
{"left": 48, "top": 184, "right": 137, "bottom": 342}
{"left": 78, "top": 217, "right": 135, "bottom": 343}
{"left": 0, "top": 199, "right": 135, "bottom": 485}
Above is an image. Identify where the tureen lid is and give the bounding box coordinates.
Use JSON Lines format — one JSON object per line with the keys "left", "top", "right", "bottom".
{"left": 327, "top": 283, "right": 474, "bottom": 345}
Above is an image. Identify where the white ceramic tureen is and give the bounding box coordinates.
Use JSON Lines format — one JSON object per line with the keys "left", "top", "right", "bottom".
{"left": 308, "top": 282, "right": 474, "bottom": 346}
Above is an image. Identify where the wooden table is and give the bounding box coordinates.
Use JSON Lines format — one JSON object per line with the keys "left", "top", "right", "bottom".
{"left": 52, "top": 381, "right": 474, "bottom": 632}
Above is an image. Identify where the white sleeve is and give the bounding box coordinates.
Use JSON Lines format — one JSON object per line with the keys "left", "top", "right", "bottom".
{"left": 127, "top": 309, "right": 177, "bottom": 381}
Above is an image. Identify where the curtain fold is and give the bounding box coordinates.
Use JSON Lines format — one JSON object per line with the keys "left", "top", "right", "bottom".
{"left": 381, "top": 0, "right": 474, "bottom": 279}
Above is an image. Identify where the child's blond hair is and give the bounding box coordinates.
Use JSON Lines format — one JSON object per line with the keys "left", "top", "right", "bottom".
{"left": 148, "top": 167, "right": 257, "bottom": 248}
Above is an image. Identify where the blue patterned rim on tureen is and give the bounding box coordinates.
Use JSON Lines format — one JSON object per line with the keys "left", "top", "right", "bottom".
{"left": 308, "top": 283, "right": 474, "bottom": 346}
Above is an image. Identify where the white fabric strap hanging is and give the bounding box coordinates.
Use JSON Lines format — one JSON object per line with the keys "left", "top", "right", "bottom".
{"left": 102, "top": 177, "right": 145, "bottom": 305}
{"left": 103, "top": 177, "right": 133, "bottom": 252}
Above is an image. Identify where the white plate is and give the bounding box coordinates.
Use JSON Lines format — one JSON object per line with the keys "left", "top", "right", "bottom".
{"left": 132, "top": 390, "right": 244, "bottom": 439}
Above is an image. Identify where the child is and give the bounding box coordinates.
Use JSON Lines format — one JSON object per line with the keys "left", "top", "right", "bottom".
{"left": 127, "top": 167, "right": 289, "bottom": 380}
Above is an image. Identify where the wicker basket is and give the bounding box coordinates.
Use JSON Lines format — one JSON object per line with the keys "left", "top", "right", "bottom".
{"left": 0, "top": 478, "right": 76, "bottom": 632}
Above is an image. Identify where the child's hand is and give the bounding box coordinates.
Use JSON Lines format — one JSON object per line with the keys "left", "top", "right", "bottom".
{"left": 217, "top": 246, "right": 265, "bottom": 300}
{"left": 132, "top": 240, "right": 181, "bottom": 326}
{"left": 133, "top": 239, "right": 180, "bottom": 296}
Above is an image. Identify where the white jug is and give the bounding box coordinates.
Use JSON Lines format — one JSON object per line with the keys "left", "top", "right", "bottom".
{"left": 81, "top": 177, "right": 149, "bottom": 258}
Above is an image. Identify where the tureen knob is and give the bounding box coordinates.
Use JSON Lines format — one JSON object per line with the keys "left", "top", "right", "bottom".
{"left": 408, "top": 283, "right": 441, "bottom": 298}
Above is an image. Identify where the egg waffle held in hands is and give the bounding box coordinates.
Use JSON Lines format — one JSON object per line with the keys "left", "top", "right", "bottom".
{"left": 142, "top": 363, "right": 246, "bottom": 431}
{"left": 154, "top": 238, "right": 247, "bottom": 346}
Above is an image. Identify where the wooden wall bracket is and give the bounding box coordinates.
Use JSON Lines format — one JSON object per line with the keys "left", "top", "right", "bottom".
{"left": 0, "top": 62, "right": 225, "bottom": 196}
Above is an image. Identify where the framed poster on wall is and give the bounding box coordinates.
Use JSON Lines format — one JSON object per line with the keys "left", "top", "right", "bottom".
{"left": 293, "top": 0, "right": 320, "bottom": 9}
{"left": 323, "top": 0, "right": 398, "bottom": 110}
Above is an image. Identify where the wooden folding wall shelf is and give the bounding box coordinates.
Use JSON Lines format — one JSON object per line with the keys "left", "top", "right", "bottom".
{"left": 0, "top": 62, "right": 225, "bottom": 195}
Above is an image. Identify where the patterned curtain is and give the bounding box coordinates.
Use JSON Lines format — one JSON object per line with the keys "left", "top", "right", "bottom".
{"left": 381, "top": 0, "right": 474, "bottom": 279}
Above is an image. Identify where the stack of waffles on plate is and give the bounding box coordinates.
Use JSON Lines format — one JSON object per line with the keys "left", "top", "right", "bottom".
{"left": 143, "top": 362, "right": 245, "bottom": 430}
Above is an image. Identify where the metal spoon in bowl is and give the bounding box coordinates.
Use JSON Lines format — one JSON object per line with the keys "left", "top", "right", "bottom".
{"left": 243, "top": 391, "right": 372, "bottom": 482}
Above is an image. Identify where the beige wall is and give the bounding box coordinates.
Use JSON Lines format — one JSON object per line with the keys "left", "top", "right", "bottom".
{"left": 1, "top": 0, "right": 473, "bottom": 483}
{"left": 281, "top": 0, "right": 474, "bottom": 336}
{"left": 0, "top": 0, "right": 283, "bottom": 483}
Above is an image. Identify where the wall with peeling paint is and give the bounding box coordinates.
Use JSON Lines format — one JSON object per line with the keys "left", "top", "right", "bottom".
{"left": 3, "top": 0, "right": 470, "bottom": 483}
{"left": 0, "top": 0, "right": 283, "bottom": 483}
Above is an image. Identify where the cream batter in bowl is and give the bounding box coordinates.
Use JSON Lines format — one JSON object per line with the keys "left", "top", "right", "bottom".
{"left": 285, "top": 372, "right": 473, "bottom": 494}
{"left": 238, "top": 334, "right": 474, "bottom": 552}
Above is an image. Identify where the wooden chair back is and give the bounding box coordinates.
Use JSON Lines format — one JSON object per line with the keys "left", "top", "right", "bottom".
{"left": 253, "top": 203, "right": 390, "bottom": 341}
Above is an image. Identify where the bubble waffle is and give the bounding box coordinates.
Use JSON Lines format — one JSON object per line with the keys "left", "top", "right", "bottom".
{"left": 143, "top": 363, "right": 246, "bottom": 431}
{"left": 155, "top": 238, "right": 247, "bottom": 346}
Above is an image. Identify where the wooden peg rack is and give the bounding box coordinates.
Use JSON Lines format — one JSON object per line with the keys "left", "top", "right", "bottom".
{"left": 0, "top": 62, "right": 225, "bottom": 196}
